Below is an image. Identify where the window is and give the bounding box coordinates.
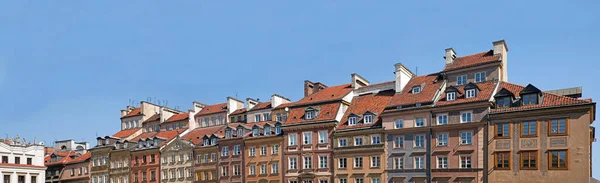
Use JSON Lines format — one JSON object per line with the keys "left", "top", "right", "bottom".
{"left": 339, "top": 158, "right": 347, "bottom": 169}
{"left": 460, "top": 156, "right": 472, "bottom": 168}
{"left": 353, "top": 157, "right": 363, "bottom": 168}
{"left": 339, "top": 178, "right": 347, "bottom": 183}
{"left": 2, "top": 156, "right": 7, "bottom": 163}
{"left": 222, "top": 147, "right": 229, "bottom": 157}
{"left": 260, "top": 164, "right": 267, "bottom": 174}
{"left": 260, "top": 146, "right": 267, "bottom": 155}
{"left": 370, "top": 156, "right": 380, "bottom": 168}
{"left": 520, "top": 151, "right": 537, "bottom": 169}
{"left": 371, "top": 178, "right": 380, "bottom": 183}
{"left": 354, "top": 137, "right": 363, "bottom": 146}
{"left": 394, "top": 157, "right": 403, "bottom": 169}
{"left": 339, "top": 139, "right": 347, "bottom": 147}
{"left": 303, "top": 156, "right": 312, "bottom": 169}
{"left": 249, "top": 164, "right": 256, "bottom": 175}
{"left": 475, "top": 72, "right": 486, "bottom": 82}
{"left": 204, "top": 154, "right": 209, "bottom": 163}
{"left": 272, "top": 144, "right": 279, "bottom": 154}
{"left": 289, "top": 134, "right": 297, "bottom": 146}
{"left": 255, "top": 114, "right": 261, "bottom": 122}
{"left": 355, "top": 178, "right": 363, "bottom": 183}
{"left": 319, "top": 180, "right": 328, "bottom": 183}
{"left": 233, "top": 165, "right": 240, "bottom": 176}
{"left": 522, "top": 121, "right": 537, "bottom": 137}
{"left": 305, "top": 111, "right": 315, "bottom": 120}
{"left": 15, "top": 157, "right": 20, "bottom": 164}
{"left": 319, "top": 156, "right": 328, "bottom": 168}
{"left": 70, "top": 168, "right": 75, "bottom": 176}
{"left": 522, "top": 94, "right": 538, "bottom": 105}
{"left": 549, "top": 150, "right": 568, "bottom": 169}
{"left": 27, "top": 158, "right": 32, "bottom": 165}
{"left": 362, "top": 114, "right": 375, "bottom": 124}
{"left": 211, "top": 153, "right": 216, "bottom": 162}
{"left": 414, "top": 135, "right": 424, "bottom": 147}
{"left": 461, "top": 111, "right": 472, "bottom": 123}
{"left": 447, "top": 92, "right": 456, "bottom": 101}
{"left": 414, "top": 156, "right": 424, "bottom": 169}
{"left": 466, "top": 89, "right": 476, "bottom": 98}
{"left": 265, "top": 126, "right": 271, "bottom": 135}
{"left": 437, "top": 133, "right": 448, "bottom": 146}
{"left": 234, "top": 145, "right": 241, "bottom": 155}
{"left": 550, "top": 119, "right": 567, "bottom": 135}
{"left": 303, "top": 132, "right": 312, "bottom": 145}
{"left": 437, "top": 156, "right": 448, "bottom": 169}
{"left": 151, "top": 170, "right": 156, "bottom": 181}
{"left": 395, "top": 120, "right": 403, "bottom": 129}
{"left": 415, "top": 118, "right": 424, "bottom": 127}
{"left": 460, "top": 131, "right": 472, "bottom": 145}
{"left": 275, "top": 125, "right": 281, "bottom": 134}
{"left": 412, "top": 86, "right": 421, "bottom": 94}
{"left": 289, "top": 157, "right": 297, "bottom": 170}
{"left": 394, "top": 136, "right": 404, "bottom": 148}
{"left": 253, "top": 128, "right": 259, "bottom": 136}
{"left": 371, "top": 135, "right": 381, "bottom": 144}
{"left": 496, "top": 123, "right": 510, "bottom": 138}
{"left": 272, "top": 163, "right": 279, "bottom": 174}
{"left": 318, "top": 131, "right": 328, "bottom": 144}
{"left": 437, "top": 114, "right": 447, "bottom": 125}
{"left": 150, "top": 154, "right": 155, "bottom": 163}
{"left": 495, "top": 152, "right": 510, "bottom": 169}
{"left": 264, "top": 113, "right": 270, "bottom": 121}
{"left": 457, "top": 75, "right": 467, "bottom": 85}
{"left": 348, "top": 117, "right": 357, "bottom": 126}
{"left": 249, "top": 147, "right": 256, "bottom": 157}
{"left": 496, "top": 97, "right": 510, "bottom": 108}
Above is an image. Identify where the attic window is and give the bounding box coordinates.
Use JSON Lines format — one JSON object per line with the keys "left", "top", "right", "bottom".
{"left": 364, "top": 115, "right": 373, "bottom": 124}
{"left": 522, "top": 94, "right": 538, "bottom": 105}
{"left": 466, "top": 89, "right": 476, "bottom": 98}
{"left": 305, "top": 110, "right": 315, "bottom": 120}
{"left": 496, "top": 97, "right": 511, "bottom": 108}
{"left": 349, "top": 117, "right": 357, "bottom": 126}
{"left": 447, "top": 92, "right": 456, "bottom": 101}
{"left": 412, "top": 86, "right": 421, "bottom": 94}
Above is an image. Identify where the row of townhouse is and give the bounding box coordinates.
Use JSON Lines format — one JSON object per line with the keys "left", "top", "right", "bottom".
{"left": 40, "top": 39, "right": 595, "bottom": 183}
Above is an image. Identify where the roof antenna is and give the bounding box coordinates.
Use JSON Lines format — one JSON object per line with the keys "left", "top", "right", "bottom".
{"left": 415, "top": 67, "right": 418, "bottom": 76}
{"left": 235, "top": 92, "right": 238, "bottom": 99}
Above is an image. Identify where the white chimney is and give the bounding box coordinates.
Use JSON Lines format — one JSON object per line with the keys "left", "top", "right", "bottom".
{"left": 445, "top": 48, "right": 457, "bottom": 65}
{"left": 394, "top": 63, "right": 415, "bottom": 93}
{"left": 271, "top": 94, "right": 291, "bottom": 108}
{"left": 227, "top": 97, "right": 244, "bottom": 114}
{"left": 350, "top": 73, "right": 370, "bottom": 90}
{"left": 493, "top": 40, "right": 509, "bottom": 82}
{"left": 246, "top": 98, "right": 259, "bottom": 110}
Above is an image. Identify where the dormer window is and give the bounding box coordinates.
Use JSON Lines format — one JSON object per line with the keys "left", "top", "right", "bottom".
{"left": 237, "top": 128, "right": 243, "bottom": 137}
{"left": 203, "top": 139, "right": 209, "bottom": 146}
{"left": 519, "top": 84, "right": 542, "bottom": 106}
{"left": 496, "top": 97, "right": 510, "bottom": 108}
{"left": 225, "top": 130, "right": 231, "bottom": 138}
{"left": 412, "top": 86, "right": 421, "bottom": 94}
{"left": 522, "top": 94, "right": 538, "bottom": 105}
{"left": 447, "top": 92, "right": 456, "bottom": 101}
{"left": 265, "top": 126, "right": 271, "bottom": 136}
{"left": 305, "top": 111, "right": 315, "bottom": 120}
{"left": 97, "top": 139, "right": 103, "bottom": 146}
{"left": 466, "top": 89, "right": 476, "bottom": 98}
{"left": 253, "top": 128, "right": 259, "bottom": 136}
{"left": 138, "top": 141, "right": 143, "bottom": 148}
{"left": 275, "top": 125, "right": 281, "bottom": 135}
{"left": 364, "top": 115, "right": 373, "bottom": 124}
{"left": 211, "top": 138, "right": 217, "bottom": 145}
{"left": 348, "top": 117, "right": 357, "bottom": 126}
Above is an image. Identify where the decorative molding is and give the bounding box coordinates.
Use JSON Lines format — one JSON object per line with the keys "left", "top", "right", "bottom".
{"left": 495, "top": 140, "right": 510, "bottom": 149}
{"left": 549, "top": 137, "right": 568, "bottom": 147}
{"left": 520, "top": 139, "right": 537, "bottom": 148}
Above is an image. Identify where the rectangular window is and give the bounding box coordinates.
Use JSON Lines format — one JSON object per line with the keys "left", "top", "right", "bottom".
{"left": 260, "top": 164, "right": 267, "bottom": 174}
{"left": 234, "top": 145, "right": 241, "bottom": 155}
{"left": 27, "top": 158, "right": 32, "bottom": 165}
{"left": 354, "top": 137, "right": 363, "bottom": 146}
{"left": 364, "top": 115, "right": 373, "bottom": 124}
{"left": 496, "top": 97, "right": 510, "bottom": 108}
{"left": 460, "top": 156, "right": 472, "bottom": 168}
{"left": 414, "top": 156, "right": 424, "bottom": 169}
{"left": 260, "top": 146, "right": 267, "bottom": 156}
{"left": 394, "top": 136, "right": 404, "bottom": 148}
{"left": 289, "top": 134, "right": 297, "bottom": 146}
{"left": 305, "top": 111, "right": 314, "bottom": 120}
{"left": 15, "top": 157, "right": 20, "bottom": 164}
{"left": 264, "top": 113, "right": 270, "bottom": 121}
{"left": 521, "top": 121, "right": 537, "bottom": 137}
{"left": 395, "top": 119, "right": 403, "bottom": 129}
{"left": 249, "top": 147, "right": 256, "bottom": 157}
{"left": 349, "top": 117, "right": 357, "bottom": 126}
{"left": 1, "top": 156, "right": 7, "bottom": 163}
{"left": 466, "top": 89, "right": 476, "bottom": 98}
{"left": 355, "top": 178, "right": 363, "bottom": 183}
{"left": 522, "top": 94, "right": 538, "bottom": 105}
{"left": 303, "top": 132, "right": 312, "bottom": 145}
{"left": 414, "top": 135, "right": 424, "bottom": 147}
{"left": 447, "top": 92, "right": 456, "bottom": 101}
{"left": 371, "top": 135, "right": 381, "bottom": 144}
{"left": 437, "top": 133, "right": 448, "bottom": 146}
{"left": 550, "top": 119, "right": 567, "bottom": 135}
{"left": 318, "top": 131, "right": 328, "bottom": 144}
{"left": 496, "top": 123, "right": 510, "bottom": 138}
{"left": 354, "top": 157, "right": 363, "bottom": 168}
{"left": 457, "top": 75, "right": 467, "bottom": 85}
{"left": 370, "top": 156, "right": 380, "bottom": 168}
{"left": 412, "top": 86, "right": 421, "bottom": 94}
{"left": 437, "top": 114, "right": 447, "bottom": 125}
{"left": 272, "top": 144, "right": 279, "bottom": 154}
{"left": 460, "top": 131, "right": 473, "bottom": 145}
{"left": 521, "top": 151, "right": 537, "bottom": 170}
{"left": 339, "top": 158, "right": 347, "bottom": 169}
{"left": 319, "top": 156, "right": 328, "bottom": 168}
{"left": 461, "top": 111, "right": 472, "bottom": 123}
{"left": 437, "top": 156, "right": 448, "bottom": 169}
{"left": 339, "top": 178, "right": 347, "bottom": 183}
{"left": 255, "top": 114, "right": 261, "bottom": 122}
{"left": 289, "top": 157, "right": 297, "bottom": 170}
{"left": 272, "top": 163, "right": 279, "bottom": 174}
{"left": 394, "top": 157, "right": 403, "bottom": 169}
{"left": 495, "top": 152, "right": 510, "bottom": 170}
{"left": 549, "top": 150, "right": 568, "bottom": 169}
{"left": 303, "top": 156, "right": 312, "bottom": 169}
{"left": 371, "top": 178, "right": 380, "bottom": 183}
{"left": 415, "top": 118, "right": 424, "bottom": 127}
{"left": 475, "top": 72, "right": 486, "bottom": 83}
{"left": 222, "top": 147, "right": 229, "bottom": 157}
{"left": 339, "top": 139, "right": 347, "bottom": 147}
{"left": 249, "top": 164, "right": 256, "bottom": 175}
{"left": 233, "top": 165, "right": 240, "bottom": 176}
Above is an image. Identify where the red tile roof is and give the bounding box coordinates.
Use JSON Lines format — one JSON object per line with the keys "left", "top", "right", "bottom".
{"left": 338, "top": 90, "right": 395, "bottom": 130}
{"left": 122, "top": 108, "right": 142, "bottom": 118}
{"left": 181, "top": 126, "right": 224, "bottom": 145}
{"left": 248, "top": 102, "right": 272, "bottom": 111}
{"left": 166, "top": 113, "right": 189, "bottom": 122}
{"left": 130, "top": 131, "right": 159, "bottom": 141}
{"left": 195, "top": 103, "right": 228, "bottom": 116}
{"left": 45, "top": 151, "right": 79, "bottom": 165}
{"left": 112, "top": 128, "right": 141, "bottom": 138}
{"left": 360, "top": 81, "right": 394, "bottom": 90}
{"left": 66, "top": 152, "right": 91, "bottom": 164}
{"left": 230, "top": 108, "right": 247, "bottom": 115}
{"left": 273, "top": 102, "right": 294, "bottom": 110}
{"left": 145, "top": 114, "right": 160, "bottom": 122}
{"left": 491, "top": 82, "right": 593, "bottom": 113}
{"left": 295, "top": 84, "right": 353, "bottom": 105}
{"left": 435, "top": 81, "right": 497, "bottom": 107}
{"left": 387, "top": 74, "right": 444, "bottom": 108}
{"left": 284, "top": 102, "right": 341, "bottom": 125}
{"left": 156, "top": 129, "right": 186, "bottom": 140}
{"left": 443, "top": 50, "right": 501, "bottom": 71}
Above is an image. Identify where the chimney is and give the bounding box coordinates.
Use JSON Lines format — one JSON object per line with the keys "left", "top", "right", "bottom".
{"left": 246, "top": 98, "right": 259, "bottom": 109}
{"left": 304, "top": 80, "right": 315, "bottom": 97}
{"left": 192, "top": 102, "right": 206, "bottom": 114}
{"left": 351, "top": 73, "right": 370, "bottom": 90}
{"left": 227, "top": 97, "right": 244, "bottom": 114}
{"left": 120, "top": 110, "right": 127, "bottom": 117}
{"left": 271, "top": 94, "right": 291, "bottom": 108}
{"left": 445, "top": 48, "right": 457, "bottom": 65}
{"left": 493, "top": 40, "right": 509, "bottom": 82}
{"left": 394, "top": 63, "right": 415, "bottom": 93}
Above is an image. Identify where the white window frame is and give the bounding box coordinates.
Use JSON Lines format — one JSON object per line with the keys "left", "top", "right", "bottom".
{"left": 466, "top": 89, "right": 476, "bottom": 98}
{"left": 370, "top": 156, "right": 380, "bottom": 168}
{"left": 371, "top": 135, "right": 381, "bottom": 144}
{"left": 303, "top": 156, "right": 312, "bottom": 169}
{"left": 271, "top": 163, "right": 278, "bottom": 174}
{"left": 460, "top": 156, "right": 472, "bottom": 168}
{"left": 414, "top": 156, "right": 425, "bottom": 169}
{"left": 272, "top": 144, "right": 279, "bottom": 154}
{"left": 260, "top": 146, "right": 267, "bottom": 156}
{"left": 338, "top": 158, "right": 347, "bottom": 169}
{"left": 460, "top": 111, "right": 473, "bottom": 123}
{"left": 318, "top": 131, "right": 328, "bottom": 144}
{"left": 447, "top": 92, "right": 456, "bottom": 101}
{"left": 289, "top": 157, "right": 297, "bottom": 170}
{"left": 437, "top": 156, "right": 448, "bottom": 169}
{"left": 395, "top": 119, "right": 403, "bottom": 129}
{"left": 414, "top": 134, "right": 425, "bottom": 148}
{"left": 348, "top": 117, "right": 357, "bottom": 126}
{"left": 412, "top": 86, "right": 421, "bottom": 94}
{"left": 475, "top": 72, "right": 486, "bottom": 83}
{"left": 415, "top": 117, "right": 425, "bottom": 127}
{"left": 394, "top": 136, "right": 404, "bottom": 148}
{"left": 289, "top": 134, "right": 297, "bottom": 146}
{"left": 457, "top": 75, "right": 467, "bottom": 85}
{"left": 437, "top": 114, "right": 448, "bottom": 125}
{"left": 249, "top": 147, "right": 256, "bottom": 157}
{"left": 437, "top": 133, "right": 448, "bottom": 146}
{"left": 319, "top": 155, "right": 328, "bottom": 168}
{"left": 303, "top": 132, "right": 312, "bottom": 145}
{"left": 353, "top": 156, "right": 363, "bottom": 168}
{"left": 460, "top": 131, "right": 473, "bottom": 145}
{"left": 354, "top": 137, "right": 363, "bottom": 146}
{"left": 364, "top": 115, "right": 373, "bottom": 124}
{"left": 394, "top": 157, "right": 404, "bottom": 169}
{"left": 338, "top": 138, "right": 347, "bottom": 147}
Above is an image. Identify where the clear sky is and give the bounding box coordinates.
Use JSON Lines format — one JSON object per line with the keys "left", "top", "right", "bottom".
{"left": 1, "top": 0, "right": 598, "bottom": 177}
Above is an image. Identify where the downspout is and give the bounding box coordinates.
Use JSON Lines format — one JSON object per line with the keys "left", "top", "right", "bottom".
{"left": 427, "top": 110, "right": 433, "bottom": 183}
{"left": 483, "top": 113, "right": 490, "bottom": 183}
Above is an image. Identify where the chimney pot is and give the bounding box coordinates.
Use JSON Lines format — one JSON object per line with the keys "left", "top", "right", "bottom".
{"left": 445, "top": 48, "right": 456, "bottom": 65}
{"left": 394, "top": 63, "right": 415, "bottom": 93}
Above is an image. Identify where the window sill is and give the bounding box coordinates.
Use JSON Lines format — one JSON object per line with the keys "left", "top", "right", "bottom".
{"left": 548, "top": 134, "right": 568, "bottom": 137}
{"left": 520, "top": 168, "right": 538, "bottom": 170}
{"left": 353, "top": 167, "right": 363, "bottom": 170}
{"left": 495, "top": 136, "right": 511, "bottom": 139}
{"left": 520, "top": 135, "right": 538, "bottom": 138}
{"left": 337, "top": 168, "right": 347, "bottom": 170}
{"left": 548, "top": 167, "right": 569, "bottom": 171}
{"left": 436, "top": 145, "right": 448, "bottom": 147}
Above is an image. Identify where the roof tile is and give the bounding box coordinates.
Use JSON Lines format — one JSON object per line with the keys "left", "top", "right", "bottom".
{"left": 122, "top": 108, "right": 142, "bottom": 118}
{"left": 338, "top": 90, "right": 395, "bottom": 130}
{"left": 387, "top": 73, "right": 444, "bottom": 108}
{"left": 112, "top": 128, "right": 142, "bottom": 138}
{"left": 195, "top": 103, "right": 228, "bottom": 116}
{"left": 181, "top": 126, "right": 224, "bottom": 145}
{"left": 435, "top": 81, "right": 497, "bottom": 107}
{"left": 443, "top": 50, "right": 501, "bottom": 71}
{"left": 491, "top": 82, "right": 593, "bottom": 113}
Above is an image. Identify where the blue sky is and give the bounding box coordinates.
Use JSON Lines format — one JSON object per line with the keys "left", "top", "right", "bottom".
{"left": 1, "top": 0, "right": 598, "bottom": 177}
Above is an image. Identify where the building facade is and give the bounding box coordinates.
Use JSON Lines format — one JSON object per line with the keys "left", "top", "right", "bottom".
{"left": 182, "top": 126, "right": 224, "bottom": 183}
{"left": 160, "top": 136, "right": 195, "bottom": 183}
{"left": 0, "top": 137, "right": 46, "bottom": 183}
{"left": 59, "top": 152, "right": 91, "bottom": 183}
{"left": 244, "top": 122, "right": 284, "bottom": 183}
{"left": 218, "top": 123, "right": 250, "bottom": 183}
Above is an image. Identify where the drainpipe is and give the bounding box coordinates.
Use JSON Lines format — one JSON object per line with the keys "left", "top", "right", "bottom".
{"left": 427, "top": 110, "right": 433, "bottom": 183}
{"left": 483, "top": 114, "right": 490, "bottom": 183}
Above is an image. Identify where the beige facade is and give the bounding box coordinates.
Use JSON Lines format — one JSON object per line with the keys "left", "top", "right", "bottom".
{"left": 160, "top": 137, "right": 195, "bottom": 183}
{"left": 333, "top": 128, "right": 385, "bottom": 183}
